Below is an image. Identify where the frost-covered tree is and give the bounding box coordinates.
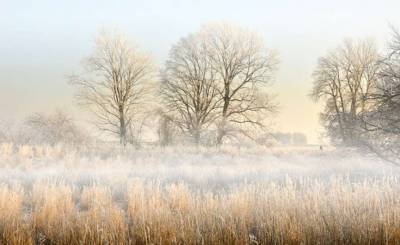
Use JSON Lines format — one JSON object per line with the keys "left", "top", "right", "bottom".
{"left": 70, "top": 30, "right": 153, "bottom": 146}
{"left": 161, "top": 23, "right": 278, "bottom": 145}
{"left": 202, "top": 23, "right": 279, "bottom": 144}
{"left": 359, "top": 28, "right": 400, "bottom": 163}
{"left": 161, "top": 33, "right": 221, "bottom": 144}
{"left": 311, "top": 39, "right": 380, "bottom": 146}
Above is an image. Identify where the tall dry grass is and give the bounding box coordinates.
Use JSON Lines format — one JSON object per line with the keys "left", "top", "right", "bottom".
{"left": 0, "top": 144, "right": 399, "bottom": 244}
{"left": 0, "top": 178, "right": 398, "bottom": 244}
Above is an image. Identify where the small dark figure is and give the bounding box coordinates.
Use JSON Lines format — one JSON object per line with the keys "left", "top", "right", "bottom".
{"left": 319, "top": 145, "right": 323, "bottom": 151}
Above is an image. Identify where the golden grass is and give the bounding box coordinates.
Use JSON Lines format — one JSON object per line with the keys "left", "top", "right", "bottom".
{"left": 0, "top": 144, "right": 399, "bottom": 244}
{"left": 0, "top": 178, "right": 397, "bottom": 244}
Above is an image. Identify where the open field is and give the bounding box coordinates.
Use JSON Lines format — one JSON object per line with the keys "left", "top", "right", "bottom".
{"left": 0, "top": 144, "right": 400, "bottom": 244}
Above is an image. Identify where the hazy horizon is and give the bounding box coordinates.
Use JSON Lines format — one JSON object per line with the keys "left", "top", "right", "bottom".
{"left": 1, "top": 0, "right": 400, "bottom": 144}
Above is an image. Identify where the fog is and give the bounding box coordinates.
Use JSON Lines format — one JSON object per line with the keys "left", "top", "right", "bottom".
{"left": 2, "top": 1, "right": 400, "bottom": 243}
{"left": 2, "top": 0, "right": 400, "bottom": 143}
{"left": 0, "top": 145, "right": 396, "bottom": 191}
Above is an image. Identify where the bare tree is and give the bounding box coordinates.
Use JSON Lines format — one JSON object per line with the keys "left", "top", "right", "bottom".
{"left": 70, "top": 31, "right": 153, "bottom": 146}
{"left": 310, "top": 39, "right": 380, "bottom": 145}
{"left": 161, "top": 33, "right": 221, "bottom": 144}
{"left": 359, "top": 27, "right": 400, "bottom": 163}
{"left": 201, "top": 23, "right": 278, "bottom": 144}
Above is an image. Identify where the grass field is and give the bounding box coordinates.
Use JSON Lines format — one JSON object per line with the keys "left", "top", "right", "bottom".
{"left": 0, "top": 144, "right": 399, "bottom": 244}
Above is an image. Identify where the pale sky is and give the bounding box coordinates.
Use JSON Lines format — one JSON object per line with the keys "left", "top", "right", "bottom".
{"left": 1, "top": 0, "right": 400, "bottom": 143}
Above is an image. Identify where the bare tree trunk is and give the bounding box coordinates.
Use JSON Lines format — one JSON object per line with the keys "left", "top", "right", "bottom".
{"left": 119, "top": 106, "right": 127, "bottom": 147}
{"left": 332, "top": 94, "right": 346, "bottom": 143}
{"left": 216, "top": 85, "right": 230, "bottom": 145}
{"left": 216, "top": 117, "right": 226, "bottom": 145}
{"left": 193, "top": 129, "right": 201, "bottom": 145}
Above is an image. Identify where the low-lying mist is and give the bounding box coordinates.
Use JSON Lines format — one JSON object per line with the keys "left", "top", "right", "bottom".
{"left": 0, "top": 145, "right": 396, "bottom": 191}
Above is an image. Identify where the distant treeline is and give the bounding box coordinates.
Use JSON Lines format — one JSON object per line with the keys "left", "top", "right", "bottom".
{"left": 2, "top": 22, "right": 400, "bottom": 163}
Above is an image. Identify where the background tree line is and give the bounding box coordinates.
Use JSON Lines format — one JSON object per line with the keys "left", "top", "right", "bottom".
{"left": 70, "top": 23, "right": 279, "bottom": 147}
{"left": 3, "top": 22, "right": 399, "bottom": 165}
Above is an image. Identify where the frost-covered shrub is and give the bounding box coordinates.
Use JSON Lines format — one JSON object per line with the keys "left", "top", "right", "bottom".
{"left": 24, "top": 111, "right": 87, "bottom": 146}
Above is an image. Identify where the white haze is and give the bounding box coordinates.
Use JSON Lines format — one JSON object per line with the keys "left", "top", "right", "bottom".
{"left": 2, "top": 0, "right": 400, "bottom": 143}
{"left": 0, "top": 145, "right": 397, "bottom": 192}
